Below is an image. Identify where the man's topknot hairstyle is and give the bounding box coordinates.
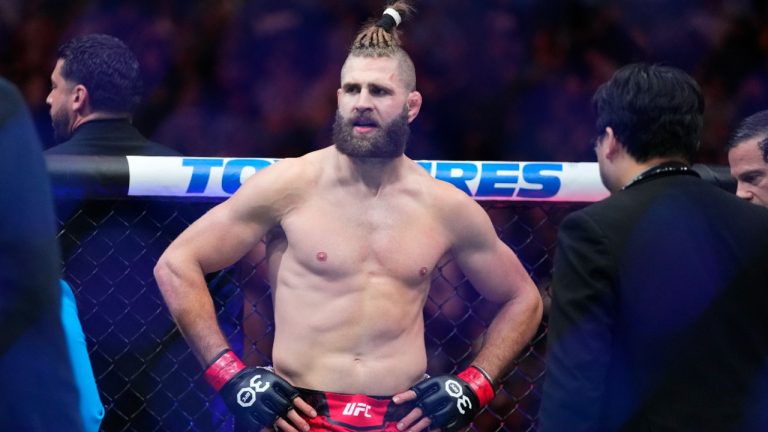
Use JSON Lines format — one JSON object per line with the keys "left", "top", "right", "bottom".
{"left": 351, "top": 1, "right": 415, "bottom": 56}
{"left": 346, "top": 1, "right": 417, "bottom": 91}
{"left": 57, "top": 33, "right": 142, "bottom": 114}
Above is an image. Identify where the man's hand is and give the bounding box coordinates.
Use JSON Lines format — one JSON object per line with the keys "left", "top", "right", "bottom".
{"left": 392, "top": 366, "right": 494, "bottom": 432}
{"left": 205, "top": 350, "right": 316, "bottom": 431}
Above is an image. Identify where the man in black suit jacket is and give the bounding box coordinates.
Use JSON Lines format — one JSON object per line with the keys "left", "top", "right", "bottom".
{"left": 44, "top": 33, "right": 178, "bottom": 156}
{"left": 42, "top": 34, "right": 183, "bottom": 431}
{"left": 539, "top": 63, "right": 768, "bottom": 431}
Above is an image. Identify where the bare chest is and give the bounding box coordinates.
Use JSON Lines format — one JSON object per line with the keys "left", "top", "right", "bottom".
{"left": 277, "top": 195, "right": 449, "bottom": 284}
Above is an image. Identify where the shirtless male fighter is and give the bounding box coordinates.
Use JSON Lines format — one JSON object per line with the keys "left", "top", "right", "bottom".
{"left": 154, "top": 2, "right": 542, "bottom": 431}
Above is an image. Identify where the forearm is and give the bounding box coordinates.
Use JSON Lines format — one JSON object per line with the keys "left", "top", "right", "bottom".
{"left": 400, "top": 291, "right": 542, "bottom": 432}
{"left": 154, "top": 257, "right": 229, "bottom": 366}
{"left": 471, "top": 289, "right": 543, "bottom": 381}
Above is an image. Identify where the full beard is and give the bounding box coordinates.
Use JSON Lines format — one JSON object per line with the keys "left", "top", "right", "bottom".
{"left": 51, "top": 107, "right": 73, "bottom": 143}
{"left": 333, "top": 109, "right": 410, "bottom": 159}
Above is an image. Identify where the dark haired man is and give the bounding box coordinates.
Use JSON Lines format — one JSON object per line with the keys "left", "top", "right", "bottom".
{"left": 45, "top": 33, "right": 178, "bottom": 156}
{"left": 540, "top": 63, "right": 768, "bottom": 431}
{"left": 727, "top": 109, "right": 768, "bottom": 207}
{"left": 44, "top": 33, "right": 179, "bottom": 431}
{"left": 155, "top": 2, "right": 542, "bottom": 432}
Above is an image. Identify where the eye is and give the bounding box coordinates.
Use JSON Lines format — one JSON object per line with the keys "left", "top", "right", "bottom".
{"left": 343, "top": 84, "right": 360, "bottom": 94}
{"left": 741, "top": 172, "right": 763, "bottom": 185}
{"left": 369, "top": 85, "right": 390, "bottom": 96}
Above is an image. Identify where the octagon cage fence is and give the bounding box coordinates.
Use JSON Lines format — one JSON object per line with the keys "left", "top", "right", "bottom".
{"left": 47, "top": 155, "right": 734, "bottom": 432}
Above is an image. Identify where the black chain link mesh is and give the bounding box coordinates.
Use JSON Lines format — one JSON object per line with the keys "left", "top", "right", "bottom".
{"left": 56, "top": 198, "right": 584, "bottom": 431}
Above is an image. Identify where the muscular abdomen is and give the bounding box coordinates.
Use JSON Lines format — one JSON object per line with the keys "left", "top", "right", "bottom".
{"left": 270, "top": 266, "right": 431, "bottom": 394}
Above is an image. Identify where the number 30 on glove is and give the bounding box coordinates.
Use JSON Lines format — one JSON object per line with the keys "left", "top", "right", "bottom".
{"left": 204, "top": 349, "right": 299, "bottom": 429}
{"left": 410, "top": 366, "right": 495, "bottom": 432}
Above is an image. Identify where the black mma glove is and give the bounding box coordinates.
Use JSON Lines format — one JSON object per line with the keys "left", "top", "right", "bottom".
{"left": 410, "top": 366, "right": 495, "bottom": 432}
{"left": 204, "top": 349, "right": 299, "bottom": 429}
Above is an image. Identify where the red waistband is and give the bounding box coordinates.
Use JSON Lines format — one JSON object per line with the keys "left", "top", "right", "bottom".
{"left": 297, "top": 388, "right": 414, "bottom": 431}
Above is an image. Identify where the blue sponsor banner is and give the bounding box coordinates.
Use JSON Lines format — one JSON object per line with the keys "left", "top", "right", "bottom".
{"left": 418, "top": 161, "right": 569, "bottom": 200}
{"left": 182, "top": 158, "right": 273, "bottom": 194}
{"left": 128, "top": 157, "right": 608, "bottom": 202}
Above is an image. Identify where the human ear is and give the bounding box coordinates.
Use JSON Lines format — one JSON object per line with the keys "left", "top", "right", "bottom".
{"left": 406, "top": 91, "right": 422, "bottom": 122}
{"left": 72, "top": 84, "right": 88, "bottom": 112}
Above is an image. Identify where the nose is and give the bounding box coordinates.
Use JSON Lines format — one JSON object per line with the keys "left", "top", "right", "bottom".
{"left": 45, "top": 91, "right": 53, "bottom": 106}
{"left": 735, "top": 182, "right": 752, "bottom": 201}
{"left": 353, "top": 89, "right": 373, "bottom": 113}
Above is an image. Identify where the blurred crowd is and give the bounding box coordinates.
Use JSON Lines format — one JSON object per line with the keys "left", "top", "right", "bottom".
{"left": 2, "top": 0, "right": 767, "bottom": 163}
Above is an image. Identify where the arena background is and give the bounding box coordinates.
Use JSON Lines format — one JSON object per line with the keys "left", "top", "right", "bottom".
{"left": 3, "top": 0, "right": 768, "bottom": 162}
{"left": 2, "top": 1, "right": 764, "bottom": 431}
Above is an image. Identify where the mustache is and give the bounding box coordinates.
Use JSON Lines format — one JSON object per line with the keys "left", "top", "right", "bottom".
{"left": 348, "top": 114, "right": 380, "bottom": 127}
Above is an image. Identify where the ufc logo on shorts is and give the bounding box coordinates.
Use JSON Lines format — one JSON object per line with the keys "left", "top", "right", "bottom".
{"left": 236, "top": 375, "right": 271, "bottom": 407}
{"left": 445, "top": 379, "right": 472, "bottom": 415}
{"left": 342, "top": 402, "right": 373, "bottom": 418}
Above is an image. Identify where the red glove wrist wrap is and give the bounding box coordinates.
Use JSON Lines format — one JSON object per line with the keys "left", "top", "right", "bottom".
{"left": 458, "top": 366, "right": 495, "bottom": 407}
{"left": 204, "top": 350, "right": 246, "bottom": 391}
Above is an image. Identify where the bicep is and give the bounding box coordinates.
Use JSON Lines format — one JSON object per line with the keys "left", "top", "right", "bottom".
{"left": 163, "top": 158, "right": 308, "bottom": 274}
{"left": 166, "top": 199, "right": 269, "bottom": 274}
{"left": 449, "top": 202, "right": 534, "bottom": 303}
{"left": 163, "top": 164, "right": 299, "bottom": 274}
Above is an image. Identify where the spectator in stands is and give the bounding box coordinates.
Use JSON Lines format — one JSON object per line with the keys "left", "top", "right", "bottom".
{"left": 540, "top": 63, "right": 768, "bottom": 431}
{"left": 0, "top": 76, "right": 84, "bottom": 431}
{"left": 727, "top": 109, "right": 768, "bottom": 207}
{"left": 45, "top": 33, "right": 179, "bottom": 156}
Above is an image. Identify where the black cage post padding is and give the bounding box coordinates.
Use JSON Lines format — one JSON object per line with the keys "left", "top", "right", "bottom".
{"left": 47, "top": 155, "right": 131, "bottom": 199}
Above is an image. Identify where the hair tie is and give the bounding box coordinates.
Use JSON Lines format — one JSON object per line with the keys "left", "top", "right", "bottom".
{"left": 376, "top": 7, "right": 402, "bottom": 31}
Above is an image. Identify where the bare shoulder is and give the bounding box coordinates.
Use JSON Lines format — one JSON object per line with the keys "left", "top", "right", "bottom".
{"left": 225, "top": 148, "right": 326, "bottom": 218}
{"left": 240, "top": 150, "right": 324, "bottom": 192}
{"left": 422, "top": 172, "right": 483, "bottom": 218}
{"left": 414, "top": 167, "right": 491, "bottom": 244}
